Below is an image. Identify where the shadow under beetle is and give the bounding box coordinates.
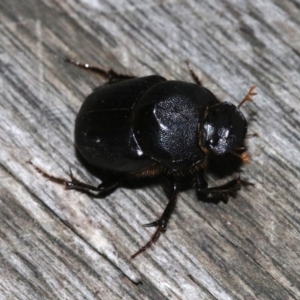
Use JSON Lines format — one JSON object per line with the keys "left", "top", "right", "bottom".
{"left": 33, "top": 59, "right": 256, "bottom": 259}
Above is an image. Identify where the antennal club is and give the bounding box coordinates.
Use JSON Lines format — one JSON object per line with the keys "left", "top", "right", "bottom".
{"left": 238, "top": 85, "right": 257, "bottom": 108}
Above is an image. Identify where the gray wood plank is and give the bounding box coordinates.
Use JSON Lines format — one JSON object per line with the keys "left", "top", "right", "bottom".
{"left": 1, "top": 0, "right": 299, "bottom": 299}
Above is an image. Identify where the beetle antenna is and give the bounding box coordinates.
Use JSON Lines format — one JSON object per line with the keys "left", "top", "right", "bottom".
{"left": 238, "top": 86, "right": 257, "bottom": 108}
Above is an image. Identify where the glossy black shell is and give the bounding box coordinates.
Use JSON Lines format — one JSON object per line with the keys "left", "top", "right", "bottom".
{"left": 75, "top": 75, "right": 219, "bottom": 173}
{"left": 132, "top": 81, "right": 219, "bottom": 171}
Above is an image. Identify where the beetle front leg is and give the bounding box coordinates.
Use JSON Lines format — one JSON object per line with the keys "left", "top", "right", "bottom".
{"left": 195, "top": 172, "right": 253, "bottom": 203}
{"left": 131, "top": 178, "right": 178, "bottom": 259}
{"left": 30, "top": 162, "right": 121, "bottom": 196}
{"left": 66, "top": 58, "right": 135, "bottom": 83}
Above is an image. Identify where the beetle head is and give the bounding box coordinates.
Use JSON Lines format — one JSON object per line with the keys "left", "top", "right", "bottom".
{"left": 201, "top": 102, "right": 247, "bottom": 155}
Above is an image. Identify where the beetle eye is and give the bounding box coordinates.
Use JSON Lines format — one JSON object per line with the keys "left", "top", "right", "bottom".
{"left": 201, "top": 102, "right": 247, "bottom": 155}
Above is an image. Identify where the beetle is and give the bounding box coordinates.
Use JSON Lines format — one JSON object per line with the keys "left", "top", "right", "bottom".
{"left": 33, "top": 58, "right": 256, "bottom": 259}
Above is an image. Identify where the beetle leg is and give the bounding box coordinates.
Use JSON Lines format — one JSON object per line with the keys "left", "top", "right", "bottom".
{"left": 66, "top": 58, "right": 135, "bottom": 82}
{"left": 185, "top": 60, "right": 202, "bottom": 86}
{"left": 195, "top": 172, "right": 253, "bottom": 203}
{"left": 66, "top": 171, "right": 121, "bottom": 195}
{"left": 30, "top": 162, "right": 120, "bottom": 195}
{"left": 131, "top": 178, "right": 178, "bottom": 259}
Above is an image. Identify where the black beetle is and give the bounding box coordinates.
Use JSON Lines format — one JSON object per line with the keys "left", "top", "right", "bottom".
{"left": 33, "top": 59, "right": 256, "bottom": 259}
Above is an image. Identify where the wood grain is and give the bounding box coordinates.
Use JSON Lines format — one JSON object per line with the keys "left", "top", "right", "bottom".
{"left": 1, "top": 0, "right": 300, "bottom": 299}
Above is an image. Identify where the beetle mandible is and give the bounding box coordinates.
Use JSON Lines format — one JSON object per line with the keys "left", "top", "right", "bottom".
{"left": 33, "top": 59, "right": 256, "bottom": 259}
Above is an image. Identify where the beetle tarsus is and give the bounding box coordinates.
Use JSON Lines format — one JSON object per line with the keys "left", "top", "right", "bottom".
{"left": 66, "top": 57, "right": 135, "bottom": 82}
{"left": 185, "top": 60, "right": 202, "bottom": 86}
{"left": 29, "top": 161, "right": 67, "bottom": 185}
{"left": 131, "top": 179, "right": 178, "bottom": 259}
{"left": 131, "top": 225, "right": 165, "bottom": 259}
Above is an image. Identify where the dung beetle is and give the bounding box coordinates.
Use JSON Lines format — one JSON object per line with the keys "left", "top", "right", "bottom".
{"left": 33, "top": 59, "right": 256, "bottom": 259}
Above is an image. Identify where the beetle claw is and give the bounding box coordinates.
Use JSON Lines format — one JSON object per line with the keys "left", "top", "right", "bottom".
{"left": 131, "top": 224, "right": 164, "bottom": 259}
{"left": 143, "top": 220, "right": 161, "bottom": 227}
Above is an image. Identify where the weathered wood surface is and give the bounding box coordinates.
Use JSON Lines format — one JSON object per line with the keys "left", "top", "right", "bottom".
{"left": 1, "top": 0, "right": 300, "bottom": 299}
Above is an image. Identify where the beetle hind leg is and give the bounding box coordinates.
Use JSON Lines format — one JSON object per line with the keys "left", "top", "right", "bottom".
{"left": 66, "top": 58, "right": 135, "bottom": 83}
{"left": 131, "top": 179, "right": 178, "bottom": 259}
{"left": 30, "top": 162, "right": 121, "bottom": 196}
